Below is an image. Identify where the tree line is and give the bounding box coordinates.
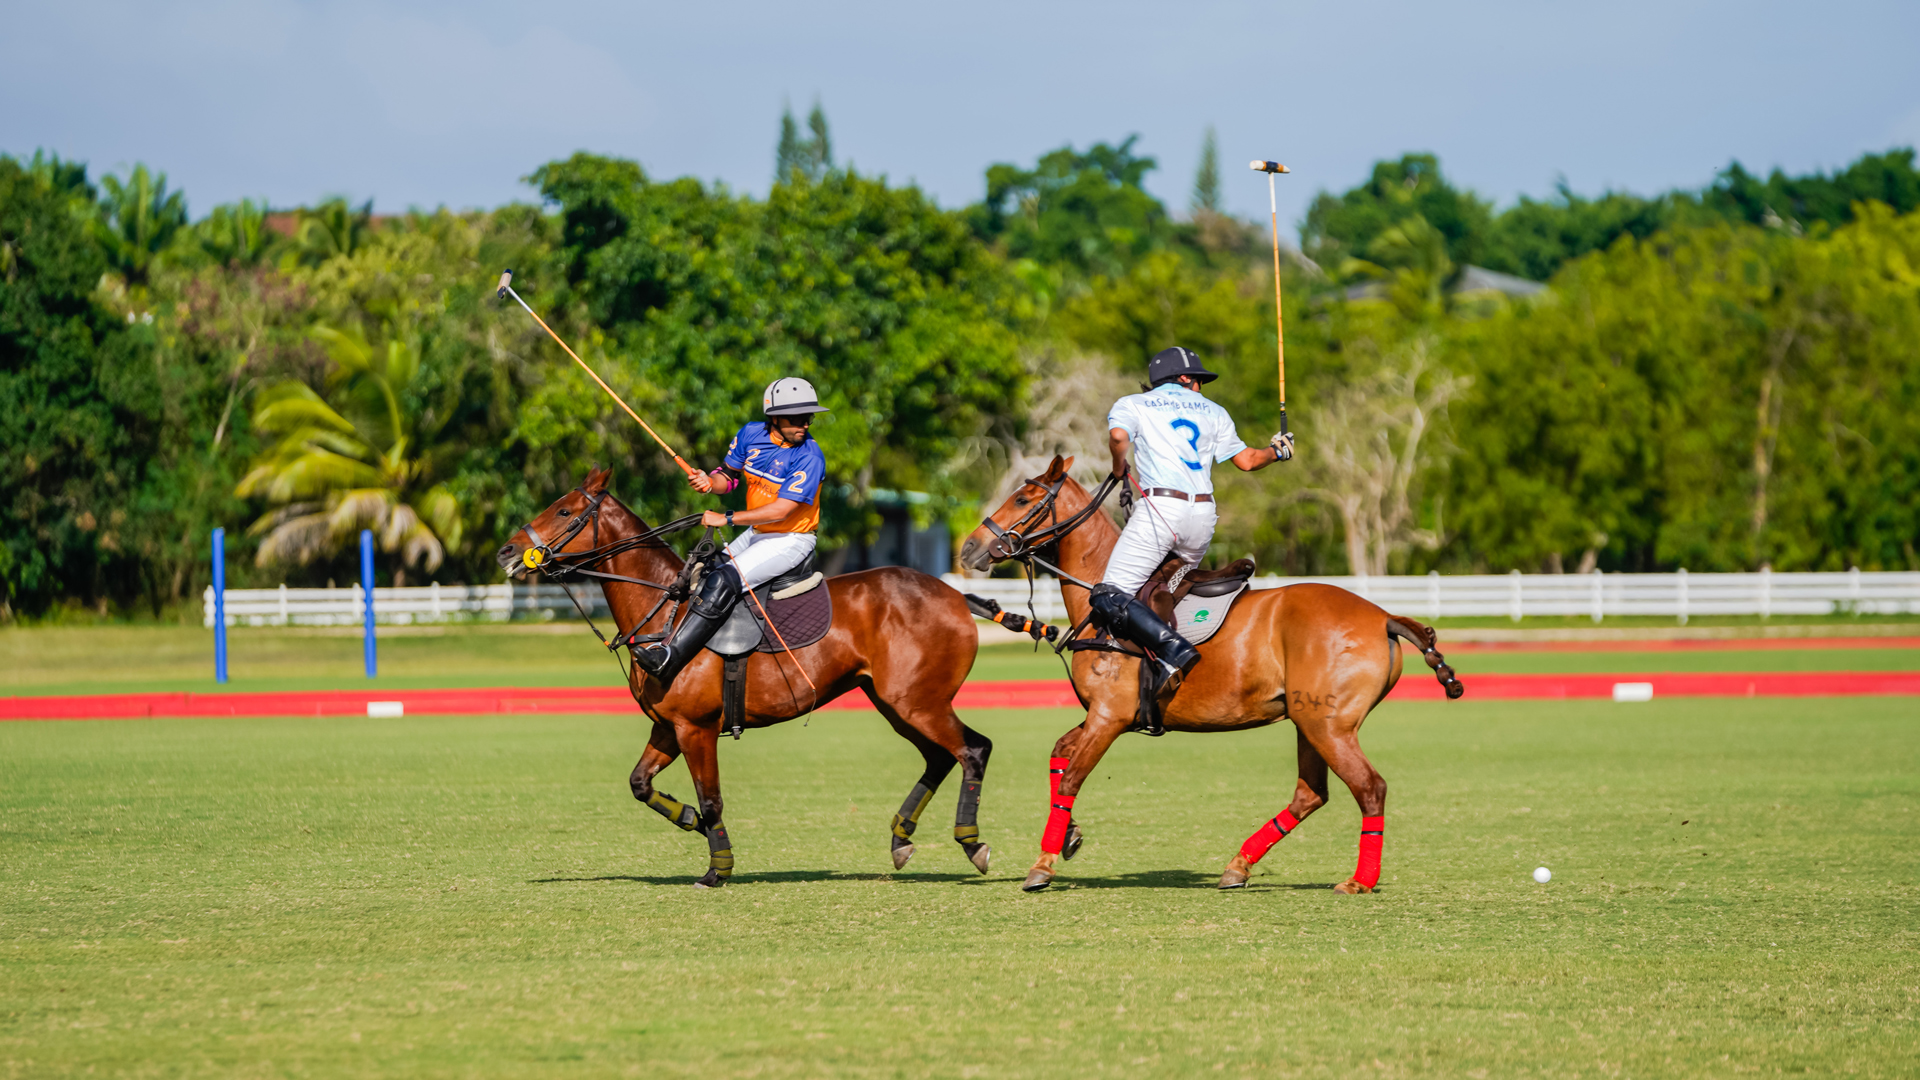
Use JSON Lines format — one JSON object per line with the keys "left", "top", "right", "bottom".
{"left": 4, "top": 110, "right": 1918, "bottom": 619}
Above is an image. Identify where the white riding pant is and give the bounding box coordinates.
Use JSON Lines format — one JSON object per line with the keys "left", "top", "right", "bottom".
{"left": 1101, "top": 497, "right": 1217, "bottom": 595}
{"left": 724, "top": 528, "right": 817, "bottom": 588}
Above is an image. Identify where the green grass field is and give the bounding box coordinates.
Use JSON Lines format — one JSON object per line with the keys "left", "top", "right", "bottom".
{"left": 6, "top": 625, "right": 1919, "bottom": 698}
{"left": 4, "top": 695, "right": 1916, "bottom": 1077}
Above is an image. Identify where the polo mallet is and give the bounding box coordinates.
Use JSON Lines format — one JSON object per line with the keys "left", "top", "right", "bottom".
{"left": 497, "top": 271, "right": 817, "bottom": 703}
{"left": 1250, "top": 161, "right": 1292, "bottom": 436}
{"left": 496, "top": 270, "right": 698, "bottom": 479}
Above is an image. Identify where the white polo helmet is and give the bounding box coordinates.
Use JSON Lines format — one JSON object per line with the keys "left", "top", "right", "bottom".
{"left": 763, "top": 377, "right": 831, "bottom": 417}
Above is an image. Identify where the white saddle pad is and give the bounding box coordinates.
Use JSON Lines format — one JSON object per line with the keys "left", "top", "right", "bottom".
{"left": 1172, "top": 583, "right": 1248, "bottom": 645}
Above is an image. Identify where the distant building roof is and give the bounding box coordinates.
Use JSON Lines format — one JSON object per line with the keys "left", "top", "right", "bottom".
{"left": 1338, "top": 264, "right": 1546, "bottom": 304}
{"left": 1453, "top": 264, "right": 1546, "bottom": 298}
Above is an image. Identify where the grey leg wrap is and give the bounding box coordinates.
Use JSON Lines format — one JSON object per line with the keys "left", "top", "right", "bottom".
{"left": 644, "top": 790, "right": 703, "bottom": 832}
{"left": 697, "top": 823, "right": 734, "bottom": 887}
{"left": 892, "top": 781, "right": 936, "bottom": 847}
{"left": 953, "top": 779, "right": 983, "bottom": 848}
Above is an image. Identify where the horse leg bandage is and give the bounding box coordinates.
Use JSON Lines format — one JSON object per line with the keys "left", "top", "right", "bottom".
{"left": 1041, "top": 794, "right": 1077, "bottom": 854}
{"left": 1048, "top": 756, "right": 1069, "bottom": 799}
{"left": 644, "top": 790, "right": 702, "bottom": 832}
{"left": 953, "top": 779, "right": 984, "bottom": 848}
{"left": 1238, "top": 808, "right": 1301, "bottom": 864}
{"left": 892, "top": 781, "right": 935, "bottom": 843}
{"left": 707, "top": 824, "right": 734, "bottom": 881}
{"left": 1353, "top": 815, "right": 1385, "bottom": 889}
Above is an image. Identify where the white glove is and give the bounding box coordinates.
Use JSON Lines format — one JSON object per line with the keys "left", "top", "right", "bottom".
{"left": 1270, "top": 431, "right": 1296, "bottom": 461}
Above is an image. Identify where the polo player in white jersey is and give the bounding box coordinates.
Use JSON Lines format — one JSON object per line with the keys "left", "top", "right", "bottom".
{"left": 1090, "top": 345, "right": 1295, "bottom": 701}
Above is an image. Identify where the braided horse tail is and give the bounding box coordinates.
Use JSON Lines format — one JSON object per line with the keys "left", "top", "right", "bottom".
{"left": 1385, "top": 615, "right": 1465, "bottom": 699}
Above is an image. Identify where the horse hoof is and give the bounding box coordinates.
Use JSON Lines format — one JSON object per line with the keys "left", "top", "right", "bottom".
{"left": 891, "top": 843, "right": 915, "bottom": 871}
{"left": 1333, "top": 879, "right": 1374, "bottom": 895}
{"left": 694, "top": 870, "right": 729, "bottom": 889}
{"left": 967, "top": 843, "right": 993, "bottom": 875}
{"left": 1218, "top": 856, "right": 1251, "bottom": 889}
{"left": 1061, "top": 823, "right": 1084, "bottom": 862}
{"left": 1021, "top": 868, "right": 1054, "bottom": 893}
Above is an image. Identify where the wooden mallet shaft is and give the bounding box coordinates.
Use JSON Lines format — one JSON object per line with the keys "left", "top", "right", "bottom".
{"left": 496, "top": 270, "right": 698, "bottom": 478}
{"left": 1249, "top": 161, "right": 1291, "bottom": 434}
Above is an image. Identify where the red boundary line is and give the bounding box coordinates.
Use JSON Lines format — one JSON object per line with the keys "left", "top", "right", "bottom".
{"left": 3, "top": 672, "right": 1918, "bottom": 721}
{"left": 1446, "top": 636, "right": 1920, "bottom": 653}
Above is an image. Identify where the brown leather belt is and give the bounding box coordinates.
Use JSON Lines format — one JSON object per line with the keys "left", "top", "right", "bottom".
{"left": 1145, "top": 488, "right": 1213, "bottom": 503}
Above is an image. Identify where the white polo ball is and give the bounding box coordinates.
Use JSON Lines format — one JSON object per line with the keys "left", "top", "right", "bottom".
{"left": 1533, "top": 866, "right": 1552, "bottom": 884}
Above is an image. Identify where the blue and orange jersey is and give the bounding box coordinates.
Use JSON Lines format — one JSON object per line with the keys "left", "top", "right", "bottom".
{"left": 724, "top": 422, "right": 826, "bottom": 534}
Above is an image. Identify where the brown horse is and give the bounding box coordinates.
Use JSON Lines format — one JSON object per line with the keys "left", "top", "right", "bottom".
{"left": 497, "top": 467, "right": 994, "bottom": 887}
{"left": 958, "top": 456, "right": 1463, "bottom": 894}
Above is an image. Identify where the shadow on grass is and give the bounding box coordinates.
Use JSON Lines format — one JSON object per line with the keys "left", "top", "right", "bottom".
{"left": 531, "top": 869, "right": 1359, "bottom": 891}
{"left": 1049, "top": 873, "right": 1358, "bottom": 892}
{"left": 1043, "top": 869, "right": 1221, "bottom": 890}
{"left": 531, "top": 869, "right": 996, "bottom": 886}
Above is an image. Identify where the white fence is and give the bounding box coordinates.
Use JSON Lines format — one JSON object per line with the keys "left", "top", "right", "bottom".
{"left": 941, "top": 569, "right": 1920, "bottom": 625}
{"left": 202, "top": 581, "right": 612, "bottom": 627}
{"left": 205, "top": 570, "right": 1920, "bottom": 628}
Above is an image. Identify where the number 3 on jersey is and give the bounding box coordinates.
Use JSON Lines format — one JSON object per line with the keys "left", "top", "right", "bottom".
{"left": 1169, "top": 418, "right": 1203, "bottom": 471}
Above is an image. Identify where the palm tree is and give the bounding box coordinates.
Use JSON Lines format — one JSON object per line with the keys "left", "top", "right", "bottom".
{"left": 236, "top": 323, "right": 462, "bottom": 585}
{"left": 92, "top": 164, "right": 188, "bottom": 286}
{"left": 196, "top": 198, "right": 273, "bottom": 267}
{"left": 287, "top": 198, "right": 373, "bottom": 266}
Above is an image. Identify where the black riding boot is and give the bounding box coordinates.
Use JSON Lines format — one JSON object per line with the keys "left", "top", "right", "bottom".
{"left": 636, "top": 565, "right": 744, "bottom": 690}
{"left": 1089, "top": 584, "right": 1202, "bottom": 731}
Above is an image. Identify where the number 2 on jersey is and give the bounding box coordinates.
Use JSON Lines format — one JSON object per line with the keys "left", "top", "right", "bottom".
{"left": 1169, "top": 418, "right": 1203, "bottom": 471}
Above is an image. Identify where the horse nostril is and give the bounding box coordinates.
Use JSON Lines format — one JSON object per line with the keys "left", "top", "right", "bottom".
{"left": 497, "top": 545, "right": 514, "bottom": 557}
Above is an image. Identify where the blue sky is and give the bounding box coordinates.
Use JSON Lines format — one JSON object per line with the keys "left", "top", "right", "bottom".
{"left": 4, "top": 0, "right": 1916, "bottom": 239}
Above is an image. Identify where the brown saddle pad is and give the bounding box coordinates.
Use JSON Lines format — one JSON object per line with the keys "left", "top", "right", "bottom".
{"left": 751, "top": 578, "right": 832, "bottom": 653}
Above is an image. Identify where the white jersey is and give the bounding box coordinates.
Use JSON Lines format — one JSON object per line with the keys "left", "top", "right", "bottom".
{"left": 1106, "top": 383, "right": 1250, "bottom": 496}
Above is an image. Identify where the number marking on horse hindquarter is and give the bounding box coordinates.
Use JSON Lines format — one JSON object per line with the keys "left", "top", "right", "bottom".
{"left": 1290, "top": 689, "right": 1338, "bottom": 715}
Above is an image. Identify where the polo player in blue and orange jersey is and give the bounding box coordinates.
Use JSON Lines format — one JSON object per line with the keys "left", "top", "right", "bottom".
{"left": 635, "top": 377, "right": 830, "bottom": 689}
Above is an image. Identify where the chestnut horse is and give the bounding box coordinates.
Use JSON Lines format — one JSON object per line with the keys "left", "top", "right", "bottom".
{"left": 958, "top": 456, "right": 1463, "bottom": 893}
{"left": 498, "top": 467, "right": 993, "bottom": 887}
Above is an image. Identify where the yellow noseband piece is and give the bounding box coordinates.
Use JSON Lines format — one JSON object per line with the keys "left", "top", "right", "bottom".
{"left": 522, "top": 547, "right": 546, "bottom": 569}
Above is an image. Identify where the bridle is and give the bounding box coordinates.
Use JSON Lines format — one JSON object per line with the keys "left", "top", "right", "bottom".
{"left": 512, "top": 487, "right": 707, "bottom": 667}
{"left": 516, "top": 486, "right": 701, "bottom": 590}
{"left": 977, "top": 470, "right": 1122, "bottom": 667}
{"left": 979, "top": 470, "right": 1122, "bottom": 588}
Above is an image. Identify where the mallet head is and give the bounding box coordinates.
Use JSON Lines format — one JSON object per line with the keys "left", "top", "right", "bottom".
{"left": 496, "top": 269, "right": 513, "bottom": 300}
{"left": 1250, "top": 160, "right": 1291, "bottom": 174}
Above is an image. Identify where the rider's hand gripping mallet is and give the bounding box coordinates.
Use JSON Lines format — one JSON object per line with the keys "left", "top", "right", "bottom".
{"left": 496, "top": 270, "right": 699, "bottom": 479}
{"left": 1250, "top": 161, "right": 1292, "bottom": 441}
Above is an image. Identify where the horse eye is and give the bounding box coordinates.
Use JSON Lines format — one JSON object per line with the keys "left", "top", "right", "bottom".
{"left": 557, "top": 509, "right": 572, "bottom": 517}
{"left": 1015, "top": 497, "right": 1030, "bottom": 507}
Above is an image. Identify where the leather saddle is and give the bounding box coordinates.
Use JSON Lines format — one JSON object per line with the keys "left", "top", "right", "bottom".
{"left": 1067, "top": 556, "right": 1258, "bottom": 658}
{"left": 1063, "top": 556, "right": 1257, "bottom": 737}
{"left": 1140, "top": 556, "right": 1257, "bottom": 624}
{"left": 706, "top": 554, "right": 833, "bottom": 658}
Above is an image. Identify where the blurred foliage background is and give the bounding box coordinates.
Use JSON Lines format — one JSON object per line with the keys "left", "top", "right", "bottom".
{"left": 5, "top": 104, "right": 1920, "bottom": 619}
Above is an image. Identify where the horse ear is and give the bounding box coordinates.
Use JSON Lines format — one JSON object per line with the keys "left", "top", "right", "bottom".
{"left": 1045, "top": 454, "right": 1071, "bottom": 480}
{"left": 584, "top": 465, "right": 611, "bottom": 493}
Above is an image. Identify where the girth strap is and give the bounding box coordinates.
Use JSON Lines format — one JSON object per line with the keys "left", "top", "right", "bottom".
{"left": 722, "top": 654, "right": 749, "bottom": 740}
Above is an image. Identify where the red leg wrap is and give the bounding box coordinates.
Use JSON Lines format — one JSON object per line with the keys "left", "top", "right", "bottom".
{"left": 1353, "top": 815, "right": 1385, "bottom": 889}
{"left": 1041, "top": 794, "right": 1077, "bottom": 854}
{"left": 1238, "top": 808, "right": 1302, "bottom": 864}
{"left": 1048, "top": 756, "right": 1069, "bottom": 800}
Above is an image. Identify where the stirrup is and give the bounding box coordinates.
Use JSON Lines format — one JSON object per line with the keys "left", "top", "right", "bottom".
{"left": 1130, "top": 659, "right": 1178, "bottom": 736}
{"left": 634, "top": 642, "right": 670, "bottom": 676}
